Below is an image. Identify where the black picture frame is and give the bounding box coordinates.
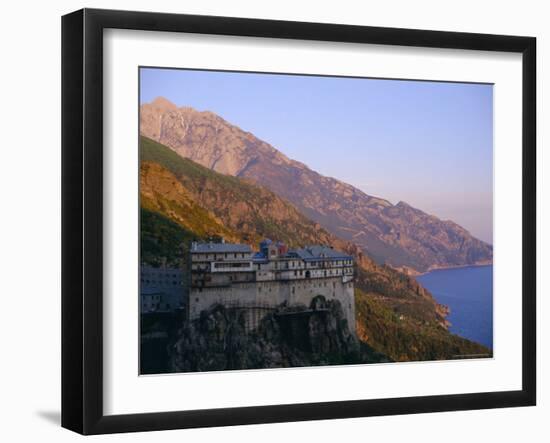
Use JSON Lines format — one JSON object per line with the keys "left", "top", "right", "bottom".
{"left": 61, "top": 8, "right": 536, "bottom": 435}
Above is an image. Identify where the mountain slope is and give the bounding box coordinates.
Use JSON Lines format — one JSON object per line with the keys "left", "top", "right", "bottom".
{"left": 140, "top": 97, "right": 492, "bottom": 273}
{"left": 141, "top": 137, "right": 341, "bottom": 249}
{"left": 140, "top": 136, "right": 490, "bottom": 361}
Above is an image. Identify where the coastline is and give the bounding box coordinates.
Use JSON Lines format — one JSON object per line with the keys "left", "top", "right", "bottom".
{"left": 417, "top": 263, "right": 493, "bottom": 349}
{"left": 395, "top": 261, "right": 493, "bottom": 277}
{"left": 417, "top": 261, "right": 493, "bottom": 277}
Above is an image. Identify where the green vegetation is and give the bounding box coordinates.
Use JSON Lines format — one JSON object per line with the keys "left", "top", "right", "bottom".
{"left": 141, "top": 136, "right": 261, "bottom": 201}
{"left": 140, "top": 208, "right": 196, "bottom": 267}
{"left": 140, "top": 136, "right": 338, "bottom": 249}
{"left": 355, "top": 266, "right": 443, "bottom": 324}
{"left": 141, "top": 182, "right": 236, "bottom": 244}
{"left": 355, "top": 288, "right": 491, "bottom": 362}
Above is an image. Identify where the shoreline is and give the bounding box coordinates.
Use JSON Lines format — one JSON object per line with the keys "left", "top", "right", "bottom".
{"left": 415, "top": 262, "right": 493, "bottom": 277}
{"left": 393, "top": 262, "right": 493, "bottom": 277}
{"left": 416, "top": 262, "right": 493, "bottom": 350}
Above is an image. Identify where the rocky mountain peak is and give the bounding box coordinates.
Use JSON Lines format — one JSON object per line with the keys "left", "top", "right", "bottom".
{"left": 149, "top": 96, "right": 178, "bottom": 110}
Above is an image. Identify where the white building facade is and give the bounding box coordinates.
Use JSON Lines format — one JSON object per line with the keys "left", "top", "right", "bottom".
{"left": 189, "top": 240, "right": 355, "bottom": 333}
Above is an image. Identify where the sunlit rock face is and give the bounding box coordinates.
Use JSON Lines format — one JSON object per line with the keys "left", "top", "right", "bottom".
{"left": 141, "top": 98, "right": 492, "bottom": 273}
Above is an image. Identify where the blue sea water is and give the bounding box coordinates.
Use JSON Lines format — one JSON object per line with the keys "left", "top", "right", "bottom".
{"left": 417, "top": 265, "right": 493, "bottom": 349}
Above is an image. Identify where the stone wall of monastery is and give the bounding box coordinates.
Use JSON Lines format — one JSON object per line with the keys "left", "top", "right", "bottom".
{"left": 189, "top": 276, "right": 355, "bottom": 334}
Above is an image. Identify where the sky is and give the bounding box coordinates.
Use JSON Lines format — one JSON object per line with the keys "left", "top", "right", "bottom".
{"left": 140, "top": 68, "right": 493, "bottom": 244}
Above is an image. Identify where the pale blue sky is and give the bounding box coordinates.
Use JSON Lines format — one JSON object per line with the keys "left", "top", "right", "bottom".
{"left": 140, "top": 68, "right": 493, "bottom": 244}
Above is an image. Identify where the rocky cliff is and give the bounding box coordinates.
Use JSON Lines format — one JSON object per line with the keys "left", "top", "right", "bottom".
{"left": 140, "top": 97, "right": 492, "bottom": 273}
{"left": 170, "top": 298, "right": 388, "bottom": 372}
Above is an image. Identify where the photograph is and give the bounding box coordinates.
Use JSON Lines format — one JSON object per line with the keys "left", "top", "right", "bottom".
{"left": 138, "top": 67, "right": 494, "bottom": 374}
{"left": 0, "top": 1, "right": 543, "bottom": 440}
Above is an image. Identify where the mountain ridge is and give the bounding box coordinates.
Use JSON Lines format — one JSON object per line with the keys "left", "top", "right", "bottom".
{"left": 140, "top": 97, "right": 493, "bottom": 273}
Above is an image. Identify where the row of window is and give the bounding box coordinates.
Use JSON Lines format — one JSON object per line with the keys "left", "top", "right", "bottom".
{"left": 292, "top": 269, "right": 351, "bottom": 277}
{"left": 144, "top": 294, "right": 162, "bottom": 301}
{"left": 192, "top": 257, "right": 353, "bottom": 267}
{"left": 141, "top": 272, "right": 181, "bottom": 278}
{"left": 213, "top": 262, "right": 252, "bottom": 269}
{"left": 256, "top": 262, "right": 353, "bottom": 271}
{"left": 228, "top": 274, "right": 254, "bottom": 282}
{"left": 193, "top": 270, "right": 353, "bottom": 283}
{"left": 192, "top": 253, "right": 250, "bottom": 260}
{"left": 141, "top": 279, "right": 183, "bottom": 285}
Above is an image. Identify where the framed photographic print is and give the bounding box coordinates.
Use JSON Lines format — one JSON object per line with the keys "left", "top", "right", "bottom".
{"left": 61, "top": 8, "right": 536, "bottom": 435}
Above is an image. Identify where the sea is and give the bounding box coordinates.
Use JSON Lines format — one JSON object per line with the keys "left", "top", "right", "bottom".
{"left": 417, "top": 265, "right": 493, "bottom": 350}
